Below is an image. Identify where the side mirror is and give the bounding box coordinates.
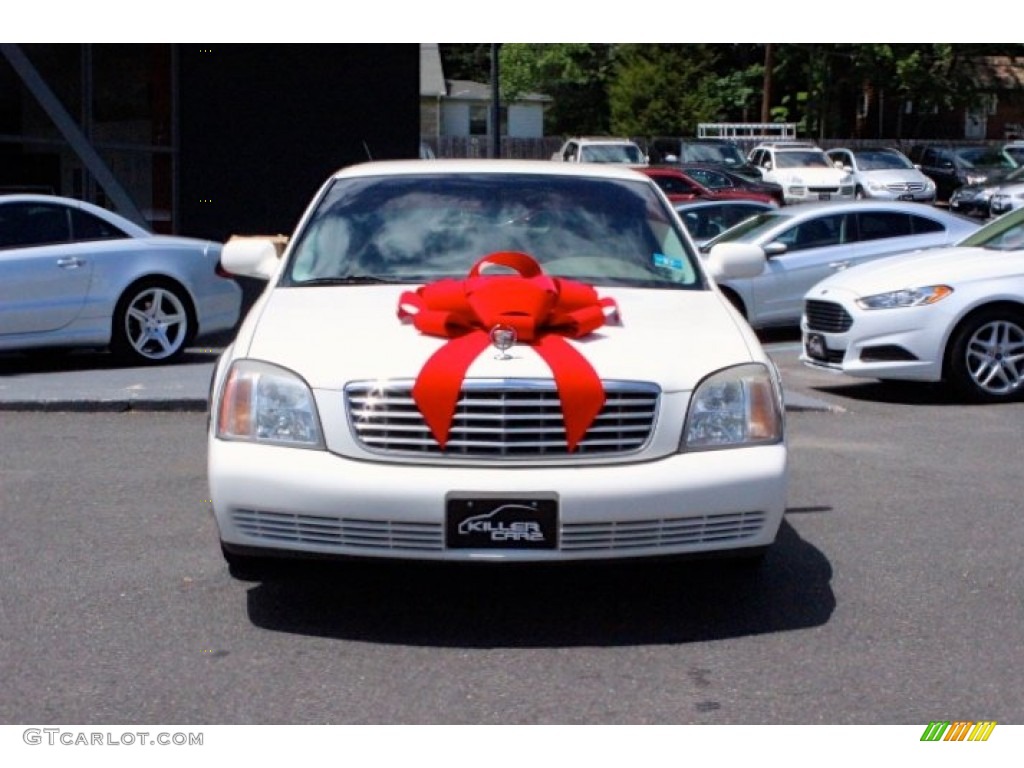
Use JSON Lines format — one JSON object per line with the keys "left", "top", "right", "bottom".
{"left": 222, "top": 235, "right": 288, "bottom": 280}
{"left": 764, "top": 241, "right": 788, "bottom": 257}
{"left": 705, "top": 243, "right": 766, "bottom": 281}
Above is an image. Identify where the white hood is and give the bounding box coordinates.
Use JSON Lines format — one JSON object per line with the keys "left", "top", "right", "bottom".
{"left": 808, "top": 246, "right": 1024, "bottom": 298}
{"left": 243, "top": 285, "right": 758, "bottom": 392}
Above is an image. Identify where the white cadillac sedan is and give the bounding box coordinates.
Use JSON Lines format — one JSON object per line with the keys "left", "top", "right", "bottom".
{"left": 0, "top": 194, "right": 241, "bottom": 363}
{"left": 208, "top": 161, "right": 787, "bottom": 575}
{"left": 801, "top": 207, "right": 1024, "bottom": 402}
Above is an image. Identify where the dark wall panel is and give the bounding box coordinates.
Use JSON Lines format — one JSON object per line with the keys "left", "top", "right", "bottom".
{"left": 178, "top": 44, "right": 418, "bottom": 241}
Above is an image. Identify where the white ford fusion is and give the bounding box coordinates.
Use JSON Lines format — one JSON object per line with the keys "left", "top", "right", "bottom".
{"left": 802, "top": 207, "right": 1024, "bottom": 401}
{"left": 208, "top": 160, "right": 786, "bottom": 575}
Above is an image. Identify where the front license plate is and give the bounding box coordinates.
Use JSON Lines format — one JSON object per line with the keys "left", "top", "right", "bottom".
{"left": 818, "top": 192, "right": 831, "bottom": 201}
{"left": 898, "top": 193, "right": 915, "bottom": 201}
{"left": 805, "top": 332, "right": 828, "bottom": 361}
{"left": 446, "top": 496, "right": 558, "bottom": 550}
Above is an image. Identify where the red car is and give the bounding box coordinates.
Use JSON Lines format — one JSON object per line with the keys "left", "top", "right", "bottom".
{"left": 639, "top": 165, "right": 778, "bottom": 206}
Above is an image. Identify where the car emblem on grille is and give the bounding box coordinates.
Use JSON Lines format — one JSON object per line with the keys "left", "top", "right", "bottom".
{"left": 490, "top": 324, "right": 517, "bottom": 359}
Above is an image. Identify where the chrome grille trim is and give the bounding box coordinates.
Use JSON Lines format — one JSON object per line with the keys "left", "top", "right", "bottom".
{"left": 231, "top": 509, "right": 765, "bottom": 555}
{"left": 804, "top": 300, "right": 853, "bottom": 333}
{"left": 345, "top": 379, "right": 660, "bottom": 459}
{"left": 886, "top": 182, "right": 925, "bottom": 192}
{"left": 232, "top": 509, "right": 444, "bottom": 551}
{"left": 562, "top": 511, "right": 766, "bottom": 551}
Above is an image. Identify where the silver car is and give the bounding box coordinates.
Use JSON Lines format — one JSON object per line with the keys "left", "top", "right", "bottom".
{"left": 702, "top": 200, "right": 980, "bottom": 328}
{"left": 0, "top": 194, "right": 241, "bottom": 363}
{"left": 827, "top": 147, "right": 936, "bottom": 202}
{"left": 972, "top": 166, "right": 1024, "bottom": 218}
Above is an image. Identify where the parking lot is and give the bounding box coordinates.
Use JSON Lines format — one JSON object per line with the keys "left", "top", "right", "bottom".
{"left": 1, "top": 339, "right": 1021, "bottom": 725}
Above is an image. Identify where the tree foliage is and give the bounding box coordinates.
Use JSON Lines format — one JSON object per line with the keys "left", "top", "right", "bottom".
{"left": 500, "top": 44, "right": 615, "bottom": 135}
{"left": 440, "top": 44, "right": 1024, "bottom": 140}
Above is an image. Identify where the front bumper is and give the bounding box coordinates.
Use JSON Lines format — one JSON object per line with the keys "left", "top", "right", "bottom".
{"left": 209, "top": 440, "right": 787, "bottom": 562}
{"left": 783, "top": 186, "right": 855, "bottom": 205}
{"left": 799, "top": 305, "right": 948, "bottom": 382}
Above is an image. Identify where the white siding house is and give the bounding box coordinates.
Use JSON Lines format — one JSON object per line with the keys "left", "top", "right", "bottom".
{"left": 420, "top": 45, "right": 549, "bottom": 145}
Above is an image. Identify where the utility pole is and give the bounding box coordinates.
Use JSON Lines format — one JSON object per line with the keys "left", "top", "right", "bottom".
{"left": 490, "top": 43, "right": 501, "bottom": 159}
{"left": 761, "top": 43, "right": 774, "bottom": 124}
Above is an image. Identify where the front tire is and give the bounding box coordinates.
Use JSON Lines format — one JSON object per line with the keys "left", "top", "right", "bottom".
{"left": 111, "top": 279, "right": 195, "bottom": 364}
{"left": 946, "top": 309, "right": 1024, "bottom": 402}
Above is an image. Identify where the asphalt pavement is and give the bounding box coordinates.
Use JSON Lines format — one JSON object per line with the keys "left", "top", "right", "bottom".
{"left": 0, "top": 338, "right": 838, "bottom": 413}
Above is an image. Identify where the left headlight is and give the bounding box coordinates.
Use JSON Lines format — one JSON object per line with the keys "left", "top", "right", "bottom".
{"left": 683, "top": 363, "right": 783, "bottom": 451}
{"left": 856, "top": 285, "right": 953, "bottom": 310}
{"left": 216, "top": 359, "right": 325, "bottom": 449}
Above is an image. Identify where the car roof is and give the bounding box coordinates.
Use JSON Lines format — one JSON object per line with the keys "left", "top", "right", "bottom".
{"left": 333, "top": 159, "right": 653, "bottom": 182}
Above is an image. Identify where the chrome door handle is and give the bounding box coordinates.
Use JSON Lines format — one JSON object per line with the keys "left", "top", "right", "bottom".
{"left": 57, "top": 257, "right": 85, "bottom": 269}
{"left": 828, "top": 260, "right": 850, "bottom": 270}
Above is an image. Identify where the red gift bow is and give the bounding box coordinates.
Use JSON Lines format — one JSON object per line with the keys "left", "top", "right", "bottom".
{"left": 397, "top": 251, "right": 619, "bottom": 451}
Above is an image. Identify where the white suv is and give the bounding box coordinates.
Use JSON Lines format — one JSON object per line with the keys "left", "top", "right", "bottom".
{"left": 748, "top": 142, "right": 855, "bottom": 204}
{"left": 552, "top": 137, "right": 647, "bottom": 164}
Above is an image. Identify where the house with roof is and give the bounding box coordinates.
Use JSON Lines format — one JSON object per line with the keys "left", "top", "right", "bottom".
{"left": 420, "top": 44, "right": 551, "bottom": 155}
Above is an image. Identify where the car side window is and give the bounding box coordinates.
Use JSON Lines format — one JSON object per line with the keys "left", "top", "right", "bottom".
{"left": 0, "top": 202, "right": 71, "bottom": 249}
{"left": 910, "top": 214, "right": 944, "bottom": 235}
{"left": 856, "top": 211, "right": 912, "bottom": 241}
{"left": 688, "top": 169, "right": 730, "bottom": 189}
{"left": 563, "top": 142, "right": 578, "bottom": 161}
{"left": 70, "top": 208, "right": 129, "bottom": 241}
{"left": 779, "top": 214, "right": 846, "bottom": 252}
{"left": 654, "top": 175, "right": 698, "bottom": 195}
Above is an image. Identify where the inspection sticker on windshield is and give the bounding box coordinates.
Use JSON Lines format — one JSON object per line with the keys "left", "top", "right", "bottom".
{"left": 653, "top": 253, "right": 686, "bottom": 271}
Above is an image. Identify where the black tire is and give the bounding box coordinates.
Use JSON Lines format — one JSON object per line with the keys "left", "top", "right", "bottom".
{"left": 855, "top": 186, "right": 866, "bottom": 200}
{"left": 946, "top": 308, "right": 1024, "bottom": 403}
{"left": 111, "top": 279, "right": 196, "bottom": 365}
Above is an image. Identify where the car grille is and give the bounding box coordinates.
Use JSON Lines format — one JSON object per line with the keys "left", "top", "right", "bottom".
{"left": 230, "top": 509, "right": 766, "bottom": 554}
{"left": 231, "top": 509, "right": 444, "bottom": 551}
{"left": 805, "top": 300, "right": 853, "bottom": 332}
{"left": 807, "top": 186, "right": 840, "bottom": 194}
{"left": 887, "top": 182, "right": 926, "bottom": 193}
{"left": 561, "top": 511, "right": 766, "bottom": 551}
{"left": 345, "top": 379, "right": 659, "bottom": 459}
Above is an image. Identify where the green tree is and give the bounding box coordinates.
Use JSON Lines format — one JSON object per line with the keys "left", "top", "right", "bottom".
{"left": 499, "top": 44, "right": 614, "bottom": 135}
{"left": 608, "top": 45, "right": 712, "bottom": 136}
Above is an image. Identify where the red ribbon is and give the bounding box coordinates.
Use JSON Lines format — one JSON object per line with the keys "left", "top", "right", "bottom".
{"left": 397, "top": 252, "right": 619, "bottom": 451}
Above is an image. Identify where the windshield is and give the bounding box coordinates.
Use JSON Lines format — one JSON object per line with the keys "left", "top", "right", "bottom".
{"left": 284, "top": 172, "right": 701, "bottom": 289}
{"left": 579, "top": 144, "right": 646, "bottom": 163}
{"left": 958, "top": 210, "right": 1024, "bottom": 250}
{"left": 681, "top": 143, "right": 746, "bottom": 166}
{"left": 702, "top": 211, "right": 788, "bottom": 246}
{"left": 775, "top": 150, "right": 831, "bottom": 169}
{"left": 955, "top": 146, "right": 1017, "bottom": 170}
{"left": 853, "top": 150, "right": 914, "bottom": 171}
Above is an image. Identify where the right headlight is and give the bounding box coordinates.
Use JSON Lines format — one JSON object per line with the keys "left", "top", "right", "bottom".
{"left": 682, "top": 363, "right": 783, "bottom": 451}
{"left": 856, "top": 285, "right": 953, "bottom": 310}
{"left": 216, "top": 359, "right": 325, "bottom": 449}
